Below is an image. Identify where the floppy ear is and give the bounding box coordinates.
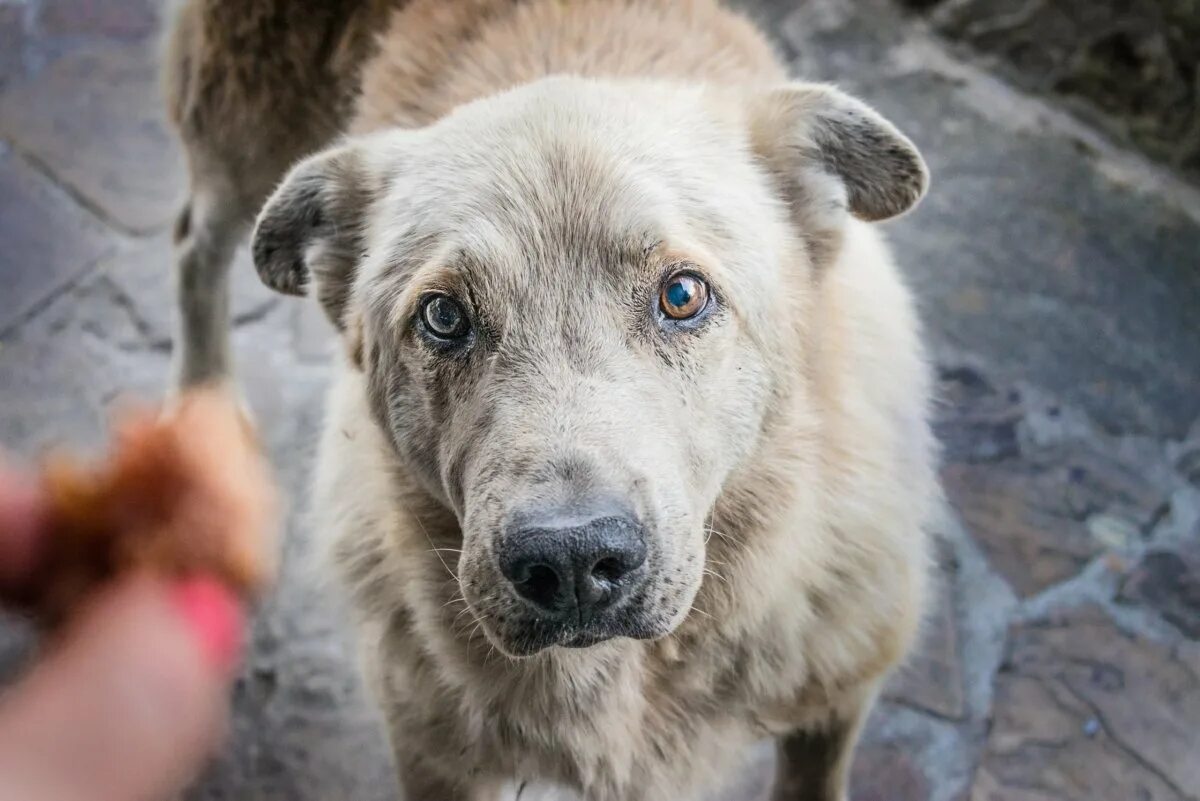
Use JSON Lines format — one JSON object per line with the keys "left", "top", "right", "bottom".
{"left": 251, "top": 142, "right": 375, "bottom": 331}
{"left": 747, "top": 83, "right": 928, "bottom": 265}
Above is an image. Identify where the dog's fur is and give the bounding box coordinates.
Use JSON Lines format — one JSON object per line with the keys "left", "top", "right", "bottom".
{"left": 163, "top": 2, "right": 939, "bottom": 800}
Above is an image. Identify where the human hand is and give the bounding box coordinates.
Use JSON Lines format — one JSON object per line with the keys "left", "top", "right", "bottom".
{"left": 0, "top": 465, "right": 244, "bottom": 801}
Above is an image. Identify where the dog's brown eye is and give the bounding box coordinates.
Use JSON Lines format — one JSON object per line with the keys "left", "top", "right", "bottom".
{"left": 421, "top": 294, "right": 469, "bottom": 339}
{"left": 659, "top": 273, "right": 709, "bottom": 320}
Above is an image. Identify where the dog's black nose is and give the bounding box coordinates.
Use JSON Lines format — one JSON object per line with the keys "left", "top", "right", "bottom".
{"left": 500, "top": 514, "right": 647, "bottom": 622}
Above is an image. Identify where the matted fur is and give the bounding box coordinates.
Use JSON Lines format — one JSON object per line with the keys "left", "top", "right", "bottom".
{"left": 168, "top": 1, "right": 939, "bottom": 800}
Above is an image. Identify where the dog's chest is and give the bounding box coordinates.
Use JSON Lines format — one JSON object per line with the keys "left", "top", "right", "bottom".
{"left": 455, "top": 640, "right": 784, "bottom": 800}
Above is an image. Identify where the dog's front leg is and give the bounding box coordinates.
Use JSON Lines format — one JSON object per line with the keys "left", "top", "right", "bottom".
{"left": 769, "top": 695, "right": 871, "bottom": 801}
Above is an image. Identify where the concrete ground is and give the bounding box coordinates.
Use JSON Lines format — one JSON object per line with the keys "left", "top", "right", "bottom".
{"left": 1, "top": 1, "right": 1197, "bottom": 799}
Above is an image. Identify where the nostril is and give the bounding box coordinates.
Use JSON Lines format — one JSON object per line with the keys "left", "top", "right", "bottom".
{"left": 516, "top": 563, "right": 561, "bottom": 608}
{"left": 591, "top": 556, "right": 624, "bottom": 584}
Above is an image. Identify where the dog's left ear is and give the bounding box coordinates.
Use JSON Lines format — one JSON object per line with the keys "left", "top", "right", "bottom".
{"left": 747, "top": 83, "right": 928, "bottom": 264}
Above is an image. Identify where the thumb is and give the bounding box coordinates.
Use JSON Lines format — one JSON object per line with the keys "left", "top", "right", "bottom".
{"left": 0, "top": 575, "right": 243, "bottom": 801}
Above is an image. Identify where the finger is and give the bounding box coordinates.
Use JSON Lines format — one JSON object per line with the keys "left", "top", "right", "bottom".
{"left": 0, "top": 465, "right": 47, "bottom": 593}
{"left": 0, "top": 575, "right": 243, "bottom": 801}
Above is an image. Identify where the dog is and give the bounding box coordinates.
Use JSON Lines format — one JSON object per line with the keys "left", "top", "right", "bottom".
{"left": 163, "top": 2, "right": 939, "bottom": 799}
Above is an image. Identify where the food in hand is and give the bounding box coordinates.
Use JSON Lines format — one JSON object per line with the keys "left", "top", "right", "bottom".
{"left": 14, "top": 391, "right": 278, "bottom": 625}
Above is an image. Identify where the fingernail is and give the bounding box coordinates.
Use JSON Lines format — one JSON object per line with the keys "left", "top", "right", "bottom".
{"left": 171, "top": 577, "right": 244, "bottom": 673}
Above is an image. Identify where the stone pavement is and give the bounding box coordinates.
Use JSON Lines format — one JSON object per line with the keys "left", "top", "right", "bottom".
{"left": 1, "top": 1, "right": 1197, "bottom": 799}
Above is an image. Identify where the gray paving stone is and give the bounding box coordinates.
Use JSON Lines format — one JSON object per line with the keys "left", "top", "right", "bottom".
{"left": 971, "top": 605, "right": 1200, "bottom": 801}
{"left": 0, "top": 145, "right": 115, "bottom": 335}
{"left": 850, "top": 743, "right": 931, "bottom": 801}
{"left": 0, "top": 3, "right": 26, "bottom": 86}
{"left": 37, "top": 0, "right": 160, "bottom": 41}
{"left": 98, "top": 233, "right": 281, "bottom": 344}
{"left": 854, "top": 702, "right": 978, "bottom": 801}
{"left": 0, "top": 40, "right": 185, "bottom": 233}
{"left": 943, "top": 438, "right": 1171, "bottom": 597}
{"left": 906, "top": 0, "right": 1200, "bottom": 182}
{"left": 0, "top": 271, "right": 173, "bottom": 456}
{"left": 777, "top": 0, "right": 1200, "bottom": 439}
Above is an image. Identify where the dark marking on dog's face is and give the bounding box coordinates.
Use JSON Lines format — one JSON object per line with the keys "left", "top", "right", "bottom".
{"left": 251, "top": 77, "right": 927, "bottom": 656}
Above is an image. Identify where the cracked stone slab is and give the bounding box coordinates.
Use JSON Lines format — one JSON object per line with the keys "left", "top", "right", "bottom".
{"left": 942, "top": 440, "right": 1169, "bottom": 597}
{"left": 935, "top": 366, "right": 1174, "bottom": 597}
{"left": 0, "top": 272, "right": 176, "bottom": 455}
{"left": 94, "top": 233, "right": 333, "bottom": 377}
{"left": 0, "top": 40, "right": 185, "bottom": 233}
{"left": 0, "top": 146, "right": 116, "bottom": 335}
{"left": 1118, "top": 543, "right": 1200, "bottom": 640}
{"left": 972, "top": 604, "right": 1200, "bottom": 801}
{"left": 933, "top": 364, "right": 1023, "bottom": 464}
{"left": 0, "top": 238, "right": 305, "bottom": 457}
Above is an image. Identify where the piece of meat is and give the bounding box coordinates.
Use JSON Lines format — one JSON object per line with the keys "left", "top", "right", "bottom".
{"left": 15, "top": 390, "right": 278, "bottom": 626}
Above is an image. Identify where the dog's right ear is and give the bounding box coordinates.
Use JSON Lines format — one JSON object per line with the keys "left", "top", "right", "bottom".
{"left": 746, "top": 83, "right": 928, "bottom": 269}
{"left": 252, "top": 142, "right": 375, "bottom": 331}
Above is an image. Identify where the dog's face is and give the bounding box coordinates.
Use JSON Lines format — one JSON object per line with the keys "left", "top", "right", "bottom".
{"left": 253, "top": 78, "right": 926, "bottom": 656}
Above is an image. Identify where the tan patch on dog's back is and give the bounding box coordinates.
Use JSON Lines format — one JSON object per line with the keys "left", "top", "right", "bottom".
{"left": 354, "top": 0, "right": 786, "bottom": 132}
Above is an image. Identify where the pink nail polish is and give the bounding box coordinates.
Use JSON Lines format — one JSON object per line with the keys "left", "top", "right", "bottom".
{"left": 171, "top": 577, "right": 244, "bottom": 673}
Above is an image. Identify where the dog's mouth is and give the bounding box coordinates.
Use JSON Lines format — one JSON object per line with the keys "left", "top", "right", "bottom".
{"left": 473, "top": 593, "right": 675, "bottom": 658}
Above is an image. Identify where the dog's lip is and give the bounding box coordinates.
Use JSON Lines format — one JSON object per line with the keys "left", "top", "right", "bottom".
{"left": 509, "top": 620, "right": 617, "bottom": 653}
{"left": 489, "top": 609, "right": 672, "bottom": 655}
{"left": 560, "top": 629, "right": 615, "bottom": 649}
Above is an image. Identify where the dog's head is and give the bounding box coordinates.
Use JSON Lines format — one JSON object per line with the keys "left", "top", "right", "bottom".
{"left": 252, "top": 78, "right": 926, "bottom": 656}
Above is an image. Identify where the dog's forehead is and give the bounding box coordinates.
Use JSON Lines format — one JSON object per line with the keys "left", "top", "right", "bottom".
{"left": 359, "top": 78, "right": 786, "bottom": 315}
{"left": 365, "top": 94, "right": 686, "bottom": 285}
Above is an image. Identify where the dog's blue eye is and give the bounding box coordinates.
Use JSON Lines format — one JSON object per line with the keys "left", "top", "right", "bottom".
{"left": 421, "top": 294, "right": 469, "bottom": 339}
{"left": 659, "top": 273, "right": 708, "bottom": 320}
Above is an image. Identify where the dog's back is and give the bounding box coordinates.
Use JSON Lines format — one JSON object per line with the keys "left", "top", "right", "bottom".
{"left": 351, "top": 0, "right": 785, "bottom": 133}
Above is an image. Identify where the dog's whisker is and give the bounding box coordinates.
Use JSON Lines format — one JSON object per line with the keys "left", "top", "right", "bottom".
{"left": 703, "top": 526, "right": 735, "bottom": 545}
{"left": 441, "top": 593, "right": 468, "bottom": 610}
{"left": 465, "top": 618, "right": 491, "bottom": 663}
{"left": 415, "top": 515, "right": 459, "bottom": 583}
